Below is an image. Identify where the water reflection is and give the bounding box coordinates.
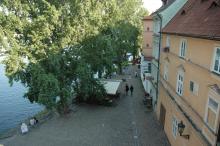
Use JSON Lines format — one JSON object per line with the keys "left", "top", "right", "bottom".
{"left": 0, "top": 64, "right": 43, "bottom": 133}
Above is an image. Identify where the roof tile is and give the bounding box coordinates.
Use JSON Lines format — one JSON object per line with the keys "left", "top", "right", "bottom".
{"left": 162, "top": 0, "right": 220, "bottom": 40}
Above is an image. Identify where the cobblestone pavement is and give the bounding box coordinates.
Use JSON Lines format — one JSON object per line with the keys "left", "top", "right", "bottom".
{"left": 1, "top": 65, "right": 170, "bottom": 146}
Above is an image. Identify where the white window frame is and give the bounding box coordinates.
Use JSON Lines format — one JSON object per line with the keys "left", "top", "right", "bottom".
{"left": 212, "top": 47, "right": 220, "bottom": 74}
{"left": 176, "top": 71, "right": 184, "bottom": 96}
{"left": 179, "top": 39, "right": 187, "bottom": 58}
{"left": 166, "top": 35, "right": 170, "bottom": 48}
{"left": 172, "top": 116, "right": 178, "bottom": 138}
{"left": 164, "top": 63, "right": 168, "bottom": 81}
{"left": 189, "top": 80, "right": 199, "bottom": 96}
{"left": 204, "top": 96, "right": 220, "bottom": 131}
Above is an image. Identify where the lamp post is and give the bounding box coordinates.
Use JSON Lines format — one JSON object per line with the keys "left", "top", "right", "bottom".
{"left": 178, "top": 121, "right": 190, "bottom": 139}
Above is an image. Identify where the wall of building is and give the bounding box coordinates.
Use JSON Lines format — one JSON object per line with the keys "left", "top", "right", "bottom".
{"left": 157, "top": 33, "right": 220, "bottom": 146}
{"left": 150, "top": 0, "right": 188, "bottom": 111}
{"left": 140, "top": 55, "right": 151, "bottom": 92}
{"left": 142, "top": 18, "right": 153, "bottom": 57}
{"left": 157, "top": 84, "right": 208, "bottom": 146}
{"left": 141, "top": 17, "right": 153, "bottom": 95}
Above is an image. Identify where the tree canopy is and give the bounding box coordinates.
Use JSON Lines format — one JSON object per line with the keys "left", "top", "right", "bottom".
{"left": 0, "top": 0, "right": 147, "bottom": 113}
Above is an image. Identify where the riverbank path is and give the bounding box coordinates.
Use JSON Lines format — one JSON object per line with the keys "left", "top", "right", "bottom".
{"left": 0, "top": 65, "right": 170, "bottom": 146}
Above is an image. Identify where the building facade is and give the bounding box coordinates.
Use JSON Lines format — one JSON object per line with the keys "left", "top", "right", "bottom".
{"left": 148, "top": 0, "right": 187, "bottom": 110}
{"left": 157, "top": 0, "right": 220, "bottom": 145}
{"left": 140, "top": 16, "right": 153, "bottom": 92}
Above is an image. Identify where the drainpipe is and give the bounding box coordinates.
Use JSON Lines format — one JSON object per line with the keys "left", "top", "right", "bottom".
{"left": 155, "top": 12, "right": 162, "bottom": 107}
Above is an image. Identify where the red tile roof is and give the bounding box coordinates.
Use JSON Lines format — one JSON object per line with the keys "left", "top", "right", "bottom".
{"left": 162, "top": 0, "right": 220, "bottom": 41}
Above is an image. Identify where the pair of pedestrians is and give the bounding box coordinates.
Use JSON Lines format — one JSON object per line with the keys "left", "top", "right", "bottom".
{"left": 125, "top": 84, "right": 134, "bottom": 96}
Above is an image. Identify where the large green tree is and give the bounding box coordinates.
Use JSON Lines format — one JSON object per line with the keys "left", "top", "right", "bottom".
{"left": 0, "top": 0, "right": 146, "bottom": 112}
{"left": 108, "top": 21, "right": 141, "bottom": 74}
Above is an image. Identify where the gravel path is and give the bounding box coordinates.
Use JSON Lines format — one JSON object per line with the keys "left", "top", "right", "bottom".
{"left": 0, "top": 65, "right": 170, "bottom": 146}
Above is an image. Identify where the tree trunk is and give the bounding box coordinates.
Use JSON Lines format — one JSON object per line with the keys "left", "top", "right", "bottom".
{"left": 58, "top": 94, "right": 70, "bottom": 115}
{"left": 133, "top": 54, "right": 136, "bottom": 62}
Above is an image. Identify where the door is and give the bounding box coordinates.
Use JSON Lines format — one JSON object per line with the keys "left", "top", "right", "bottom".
{"left": 159, "top": 104, "right": 166, "bottom": 129}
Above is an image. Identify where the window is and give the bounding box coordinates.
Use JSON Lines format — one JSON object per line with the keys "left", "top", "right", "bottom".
{"left": 205, "top": 97, "right": 219, "bottom": 130}
{"left": 179, "top": 39, "right": 187, "bottom": 58}
{"left": 189, "top": 81, "right": 199, "bottom": 95}
{"left": 176, "top": 72, "right": 184, "bottom": 96}
{"left": 166, "top": 36, "right": 170, "bottom": 48}
{"left": 213, "top": 48, "right": 220, "bottom": 74}
{"left": 189, "top": 81, "right": 193, "bottom": 92}
{"left": 148, "top": 63, "right": 151, "bottom": 73}
{"left": 209, "top": 98, "right": 218, "bottom": 111}
{"left": 164, "top": 64, "right": 168, "bottom": 81}
{"left": 172, "top": 116, "right": 178, "bottom": 138}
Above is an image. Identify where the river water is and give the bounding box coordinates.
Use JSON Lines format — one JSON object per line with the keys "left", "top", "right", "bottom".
{"left": 0, "top": 64, "right": 43, "bottom": 133}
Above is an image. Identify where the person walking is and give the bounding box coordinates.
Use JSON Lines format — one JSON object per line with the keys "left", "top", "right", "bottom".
{"left": 135, "top": 71, "right": 138, "bottom": 77}
{"left": 125, "top": 84, "right": 129, "bottom": 96}
{"left": 130, "top": 85, "right": 134, "bottom": 96}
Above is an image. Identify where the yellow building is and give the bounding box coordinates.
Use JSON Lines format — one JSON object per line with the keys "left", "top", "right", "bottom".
{"left": 156, "top": 0, "right": 220, "bottom": 145}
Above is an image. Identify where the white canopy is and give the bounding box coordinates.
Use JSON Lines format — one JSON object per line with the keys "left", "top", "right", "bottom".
{"left": 101, "top": 80, "right": 121, "bottom": 95}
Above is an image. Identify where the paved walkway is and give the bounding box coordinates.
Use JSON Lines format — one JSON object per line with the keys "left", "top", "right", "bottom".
{"left": 0, "top": 65, "right": 170, "bottom": 146}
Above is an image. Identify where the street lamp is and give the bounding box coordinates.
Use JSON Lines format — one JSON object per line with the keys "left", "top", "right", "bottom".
{"left": 178, "top": 121, "right": 190, "bottom": 139}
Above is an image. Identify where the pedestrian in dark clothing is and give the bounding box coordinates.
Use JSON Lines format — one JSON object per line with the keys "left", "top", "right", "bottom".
{"left": 135, "top": 71, "right": 138, "bottom": 77}
{"left": 130, "top": 85, "right": 134, "bottom": 96}
{"left": 125, "top": 84, "right": 129, "bottom": 96}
